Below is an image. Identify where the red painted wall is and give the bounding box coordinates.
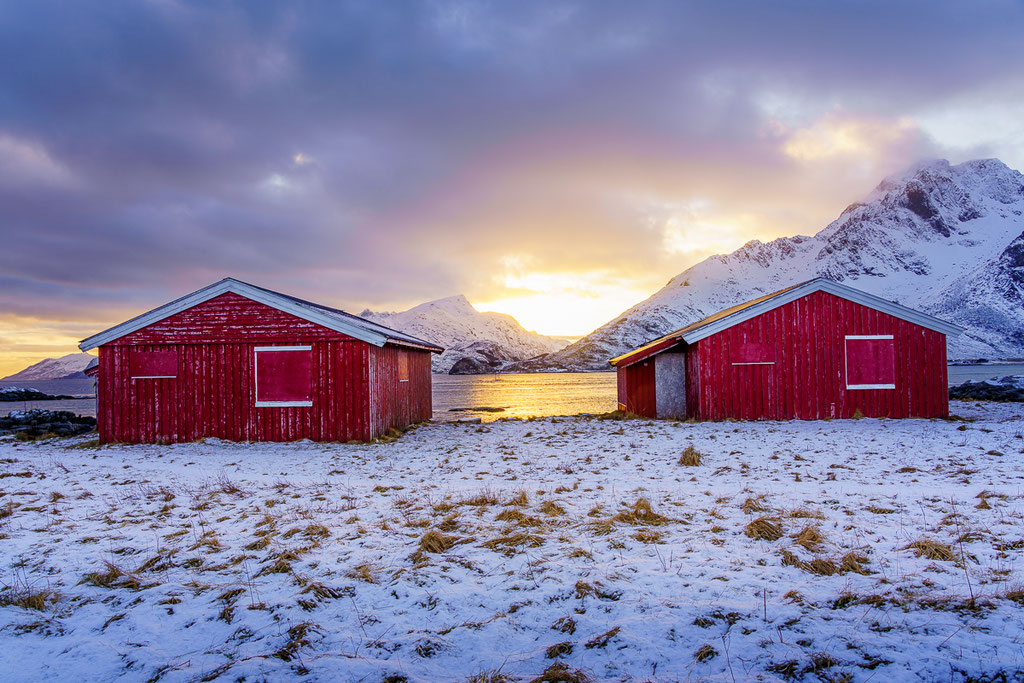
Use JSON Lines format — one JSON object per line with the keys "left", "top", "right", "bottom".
{"left": 616, "top": 360, "right": 656, "bottom": 417}
{"left": 96, "top": 294, "right": 434, "bottom": 443}
{"left": 368, "top": 345, "right": 433, "bottom": 435}
{"left": 689, "top": 290, "right": 948, "bottom": 420}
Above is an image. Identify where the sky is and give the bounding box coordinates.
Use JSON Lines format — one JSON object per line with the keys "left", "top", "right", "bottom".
{"left": 1, "top": 0, "right": 1023, "bottom": 376}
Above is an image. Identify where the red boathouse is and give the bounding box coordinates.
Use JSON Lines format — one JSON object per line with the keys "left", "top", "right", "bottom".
{"left": 79, "top": 278, "right": 443, "bottom": 443}
{"left": 610, "top": 278, "right": 963, "bottom": 420}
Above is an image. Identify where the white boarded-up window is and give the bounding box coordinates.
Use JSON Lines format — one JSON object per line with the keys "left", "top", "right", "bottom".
{"left": 845, "top": 335, "right": 895, "bottom": 390}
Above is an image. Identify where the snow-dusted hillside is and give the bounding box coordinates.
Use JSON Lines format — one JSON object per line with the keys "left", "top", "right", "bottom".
{"left": 539, "top": 158, "right": 1024, "bottom": 370}
{"left": 0, "top": 352, "right": 97, "bottom": 382}
{"left": 360, "top": 295, "right": 568, "bottom": 373}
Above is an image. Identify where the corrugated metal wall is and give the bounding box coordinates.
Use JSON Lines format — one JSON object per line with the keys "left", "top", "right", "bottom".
{"left": 691, "top": 290, "right": 948, "bottom": 420}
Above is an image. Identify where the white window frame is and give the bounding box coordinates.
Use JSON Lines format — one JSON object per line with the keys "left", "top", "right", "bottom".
{"left": 730, "top": 361, "right": 775, "bottom": 366}
{"left": 254, "top": 345, "right": 313, "bottom": 407}
{"left": 844, "top": 335, "right": 895, "bottom": 390}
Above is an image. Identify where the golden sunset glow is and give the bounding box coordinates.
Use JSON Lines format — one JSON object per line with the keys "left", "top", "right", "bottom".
{"left": 474, "top": 288, "right": 652, "bottom": 338}
{"left": 472, "top": 263, "right": 655, "bottom": 336}
{"left": 780, "top": 113, "right": 918, "bottom": 162}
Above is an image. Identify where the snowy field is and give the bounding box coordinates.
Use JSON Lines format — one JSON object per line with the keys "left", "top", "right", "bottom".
{"left": 1, "top": 402, "right": 1023, "bottom": 682}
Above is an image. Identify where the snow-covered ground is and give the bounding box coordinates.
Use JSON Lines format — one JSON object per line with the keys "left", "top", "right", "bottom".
{"left": 1, "top": 402, "right": 1023, "bottom": 682}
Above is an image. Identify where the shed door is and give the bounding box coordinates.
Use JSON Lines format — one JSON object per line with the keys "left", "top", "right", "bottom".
{"left": 654, "top": 351, "right": 687, "bottom": 419}
{"left": 729, "top": 342, "right": 776, "bottom": 419}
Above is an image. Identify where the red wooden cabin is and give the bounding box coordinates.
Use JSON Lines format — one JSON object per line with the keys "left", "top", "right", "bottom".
{"left": 609, "top": 278, "right": 963, "bottom": 420}
{"left": 79, "top": 278, "right": 443, "bottom": 443}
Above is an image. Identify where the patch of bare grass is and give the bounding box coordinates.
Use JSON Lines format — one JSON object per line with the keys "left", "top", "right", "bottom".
{"left": 678, "top": 445, "right": 704, "bottom": 466}
{"left": 539, "top": 500, "right": 565, "bottom": 516}
{"left": 482, "top": 532, "right": 544, "bottom": 556}
{"left": 528, "top": 662, "right": 593, "bottom": 683}
{"left": 742, "top": 496, "right": 770, "bottom": 514}
{"left": 694, "top": 644, "right": 718, "bottom": 663}
{"left": 584, "top": 626, "right": 620, "bottom": 649}
{"left": 744, "top": 516, "right": 783, "bottom": 541}
{"left": 903, "top": 538, "right": 956, "bottom": 563}
{"left": 792, "top": 525, "right": 826, "bottom": 552}
{"left": 0, "top": 584, "right": 60, "bottom": 611}
{"left": 611, "top": 498, "right": 671, "bottom": 526}
{"left": 495, "top": 509, "right": 542, "bottom": 527}
{"left": 80, "top": 562, "right": 142, "bottom": 590}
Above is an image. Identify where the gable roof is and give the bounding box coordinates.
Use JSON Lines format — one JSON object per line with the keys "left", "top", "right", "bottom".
{"left": 78, "top": 278, "right": 444, "bottom": 353}
{"left": 609, "top": 277, "right": 964, "bottom": 367}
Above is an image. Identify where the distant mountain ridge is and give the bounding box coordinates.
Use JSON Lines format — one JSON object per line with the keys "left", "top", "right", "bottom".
{"left": 1, "top": 353, "right": 97, "bottom": 382}
{"left": 360, "top": 295, "right": 568, "bottom": 373}
{"left": 529, "top": 158, "right": 1024, "bottom": 370}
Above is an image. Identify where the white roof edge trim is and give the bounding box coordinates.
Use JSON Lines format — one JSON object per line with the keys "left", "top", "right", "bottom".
{"left": 78, "top": 278, "right": 390, "bottom": 351}
{"left": 679, "top": 278, "right": 965, "bottom": 345}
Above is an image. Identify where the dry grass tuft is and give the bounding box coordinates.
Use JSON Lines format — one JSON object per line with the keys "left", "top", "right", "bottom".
{"left": 273, "top": 621, "right": 320, "bottom": 661}
{"left": 0, "top": 585, "right": 60, "bottom": 611}
{"left": 678, "top": 445, "right": 704, "bottom": 466}
{"left": 632, "top": 529, "right": 664, "bottom": 544}
{"left": 744, "top": 516, "right": 783, "bottom": 541}
{"left": 465, "top": 670, "right": 515, "bottom": 683}
{"left": 782, "top": 549, "right": 870, "bottom": 576}
{"left": 611, "top": 498, "right": 671, "bottom": 526}
{"left": 584, "top": 626, "right": 620, "bottom": 649}
{"left": 539, "top": 500, "right": 565, "bottom": 516}
{"left": 81, "top": 562, "right": 141, "bottom": 590}
{"left": 302, "top": 523, "right": 330, "bottom": 542}
{"left": 694, "top": 644, "right": 718, "bottom": 663}
{"left": 545, "top": 641, "right": 573, "bottom": 659}
{"left": 742, "top": 496, "right": 771, "bottom": 514}
{"left": 495, "top": 509, "right": 542, "bottom": 527}
{"left": 792, "top": 525, "right": 826, "bottom": 552}
{"left": 506, "top": 490, "right": 529, "bottom": 507}
{"left": 551, "top": 616, "right": 576, "bottom": 634}
{"left": 839, "top": 552, "right": 871, "bottom": 575}
{"left": 419, "top": 530, "right": 459, "bottom": 554}
{"left": 528, "top": 662, "right": 593, "bottom": 683}
{"left": 903, "top": 538, "right": 957, "bottom": 563}
{"left": 482, "top": 533, "right": 544, "bottom": 556}
{"left": 344, "top": 563, "right": 379, "bottom": 583}
{"left": 788, "top": 507, "right": 826, "bottom": 520}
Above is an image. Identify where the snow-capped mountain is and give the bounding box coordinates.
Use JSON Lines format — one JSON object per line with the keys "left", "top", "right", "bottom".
{"left": 535, "top": 158, "right": 1024, "bottom": 370}
{"left": 360, "top": 295, "right": 568, "bottom": 373}
{"left": 1, "top": 353, "right": 97, "bottom": 382}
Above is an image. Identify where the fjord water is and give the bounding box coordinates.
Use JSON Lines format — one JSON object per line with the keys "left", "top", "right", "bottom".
{"left": 433, "top": 372, "right": 618, "bottom": 421}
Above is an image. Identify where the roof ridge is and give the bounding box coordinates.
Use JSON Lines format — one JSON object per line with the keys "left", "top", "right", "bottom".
{"left": 79, "top": 279, "right": 443, "bottom": 352}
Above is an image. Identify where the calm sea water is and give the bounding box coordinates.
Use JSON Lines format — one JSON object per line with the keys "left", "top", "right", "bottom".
{"left": 4, "top": 365, "right": 1022, "bottom": 421}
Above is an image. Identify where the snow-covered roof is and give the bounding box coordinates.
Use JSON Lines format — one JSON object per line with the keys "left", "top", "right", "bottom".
{"left": 78, "top": 278, "right": 444, "bottom": 353}
{"left": 610, "top": 277, "right": 964, "bottom": 367}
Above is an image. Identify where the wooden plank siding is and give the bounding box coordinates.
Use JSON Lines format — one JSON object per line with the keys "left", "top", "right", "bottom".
{"left": 616, "top": 361, "right": 656, "bottom": 418}
{"left": 689, "top": 290, "right": 949, "bottom": 421}
{"left": 95, "top": 294, "right": 435, "bottom": 443}
{"left": 367, "top": 345, "right": 433, "bottom": 437}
